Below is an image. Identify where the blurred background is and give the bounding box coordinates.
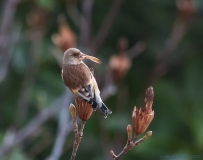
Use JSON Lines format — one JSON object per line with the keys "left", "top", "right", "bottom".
{"left": 0, "top": 0, "right": 203, "bottom": 159}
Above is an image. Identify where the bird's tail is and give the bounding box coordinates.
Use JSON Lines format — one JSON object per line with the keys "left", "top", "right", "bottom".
{"left": 99, "top": 102, "right": 112, "bottom": 118}
{"left": 87, "top": 98, "right": 112, "bottom": 118}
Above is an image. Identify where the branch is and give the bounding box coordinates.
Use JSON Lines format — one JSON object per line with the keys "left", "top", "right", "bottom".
{"left": 148, "top": 0, "right": 195, "bottom": 85}
{"left": 128, "top": 41, "right": 146, "bottom": 59}
{"left": 0, "top": 0, "right": 21, "bottom": 57}
{"left": 0, "top": 23, "right": 21, "bottom": 83}
{"left": 70, "top": 121, "right": 86, "bottom": 160}
{"left": 110, "top": 86, "right": 154, "bottom": 160}
{"left": 46, "top": 93, "right": 72, "bottom": 160}
{"left": 0, "top": 90, "right": 73, "bottom": 157}
{"left": 100, "top": 40, "right": 145, "bottom": 99}
{"left": 110, "top": 130, "right": 152, "bottom": 160}
{"left": 69, "top": 104, "right": 86, "bottom": 160}
{"left": 100, "top": 69, "right": 117, "bottom": 100}
{"left": 15, "top": 30, "right": 43, "bottom": 127}
{"left": 79, "top": 0, "right": 94, "bottom": 48}
{"left": 90, "top": 0, "right": 124, "bottom": 54}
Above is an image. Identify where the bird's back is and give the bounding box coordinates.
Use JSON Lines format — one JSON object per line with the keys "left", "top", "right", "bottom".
{"left": 62, "top": 63, "right": 91, "bottom": 90}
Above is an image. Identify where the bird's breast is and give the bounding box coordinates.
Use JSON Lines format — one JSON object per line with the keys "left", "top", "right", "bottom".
{"left": 62, "top": 63, "right": 91, "bottom": 90}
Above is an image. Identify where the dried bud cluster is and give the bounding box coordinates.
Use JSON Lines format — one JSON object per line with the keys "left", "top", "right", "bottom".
{"left": 109, "top": 37, "right": 131, "bottom": 83}
{"left": 52, "top": 16, "right": 76, "bottom": 51}
{"left": 75, "top": 98, "right": 93, "bottom": 121}
{"left": 27, "top": 8, "right": 47, "bottom": 32}
{"left": 176, "top": 0, "right": 195, "bottom": 23}
{"left": 132, "top": 86, "right": 154, "bottom": 135}
{"left": 109, "top": 54, "right": 131, "bottom": 83}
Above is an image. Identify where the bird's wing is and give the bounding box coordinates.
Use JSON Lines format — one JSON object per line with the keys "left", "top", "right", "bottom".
{"left": 77, "top": 84, "right": 94, "bottom": 101}
{"left": 75, "top": 63, "right": 101, "bottom": 109}
{"left": 81, "top": 62, "right": 100, "bottom": 95}
{"left": 77, "top": 73, "right": 112, "bottom": 117}
{"left": 76, "top": 83, "right": 99, "bottom": 110}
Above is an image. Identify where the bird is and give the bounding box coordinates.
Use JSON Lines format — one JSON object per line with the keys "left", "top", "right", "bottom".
{"left": 62, "top": 48, "right": 112, "bottom": 118}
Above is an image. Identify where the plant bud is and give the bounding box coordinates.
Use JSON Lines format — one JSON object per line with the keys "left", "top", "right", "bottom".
{"left": 146, "top": 131, "right": 152, "bottom": 137}
{"left": 69, "top": 103, "right": 76, "bottom": 118}
{"left": 75, "top": 98, "right": 93, "bottom": 121}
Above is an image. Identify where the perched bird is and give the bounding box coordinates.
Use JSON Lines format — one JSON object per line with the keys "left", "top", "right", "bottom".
{"left": 62, "top": 48, "right": 112, "bottom": 118}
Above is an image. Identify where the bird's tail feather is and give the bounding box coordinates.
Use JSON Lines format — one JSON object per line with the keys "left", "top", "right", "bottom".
{"left": 89, "top": 99, "right": 97, "bottom": 111}
{"left": 86, "top": 99, "right": 112, "bottom": 118}
{"left": 99, "top": 102, "right": 112, "bottom": 118}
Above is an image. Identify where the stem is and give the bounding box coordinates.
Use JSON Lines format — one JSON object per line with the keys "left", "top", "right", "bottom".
{"left": 114, "top": 150, "right": 125, "bottom": 160}
{"left": 80, "top": 121, "right": 86, "bottom": 135}
{"left": 135, "top": 132, "right": 151, "bottom": 146}
{"left": 133, "top": 135, "right": 138, "bottom": 143}
{"left": 70, "top": 121, "right": 86, "bottom": 160}
{"left": 90, "top": 0, "right": 124, "bottom": 54}
{"left": 110, "top": 132, "right": 152, "bottom": 160}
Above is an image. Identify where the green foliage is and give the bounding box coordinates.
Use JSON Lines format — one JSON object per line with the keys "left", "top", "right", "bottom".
{"left": 36, "top": 0, "right": 57, "bottom": 10}
{"left": 0, "top": 0, "right": 203, "bottom": 159}
{"left": 1, "top": 147, "right": 29, "bottom": 160}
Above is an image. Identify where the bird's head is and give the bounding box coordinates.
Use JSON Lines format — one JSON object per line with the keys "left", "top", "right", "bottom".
{"left": 63, "top": 48, "right": 101, "bottom": 65}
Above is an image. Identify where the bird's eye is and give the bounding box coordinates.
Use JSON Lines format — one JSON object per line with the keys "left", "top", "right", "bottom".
{"left": 73, "top": 53, "right": 78, "bottom": 56}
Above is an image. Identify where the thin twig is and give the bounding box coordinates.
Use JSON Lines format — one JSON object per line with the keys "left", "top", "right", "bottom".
{"left": 110, "top": 87, "right": 154, "bottom": 160}
{"left": 132, "top": 135, "right": 138, "bottom": 143}
{"left": 128, "top": 41, "right": 146, "bottom": 59}
{"left": 66, "top": 6, "right": 80, "bottom": 28}
{"left": 148, "top": 20, "right": 190, "bottom": 85}
{"left": 79, "top": 121, "right": 86, "bottom": 134}
{"left": 79, "top": 0, "right": 94, "bottom": 48}
{"left": 0, "top": 0, "right": 21, "bottom": 57}
{"left": 147, "top": 0, "right": 195, "bottom": 85}
{"left": 90, "top": 0, "right": 124, "bottom": 54}
{"left": 100, "top": 40, "right": 145, "bottom": 99}
{"left": 0, "top": 23, "right": 21, "bottom": 83}
{"left": 70, "top": 111, "right": 86, "bottom": 160}
{"left": 100, "top": 69, "right": 117, "bottom": 100}
{"left": 69, "top": 104, "right": 86, "bottom": 160}
{"left": 98, "top": 40, "right": 146, "bottom": 159}
{"left": 110, "top": 131, "right": 152, "bottom": 160}
{"left": 15, "top": 30, "right": 43, "bottom": 127}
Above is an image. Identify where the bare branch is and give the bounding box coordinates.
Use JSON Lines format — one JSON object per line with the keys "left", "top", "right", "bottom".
{"left": 110, "top": 87, "right": 154, "bottom": 160}
{"left": 101, "top": 40, "right": 145, "bottom": 99}
{"left": 0, "top": 0, "right": 21, "bottom": 57}
{"left": 135, "top": 131, "right": 152, "bottom": 145}
{"left": 79, "top": 0, "right": 94, "bottom": 48}
{"left": 100, "top": 69, "right": 117, "bottom": 100}
{"left": 148, "top": 0, "right": 195, "bottom": 85}
{"left": 0, "top": 23, "right": 21, "bottom": 83}
{"left": 90, "top": 0, "right": 124, "bottom": 54}
{"left": 15, "top": 30, "right": 43, "bottom": 127}
{"left": 128, "top": 41, "right": 146, "bottom": 59}
{"left": 69, "top": 104, "right": 86, "bottom": 160}
{"left": 46, "top": 94, "right": 72, "bottom": 160}
{"left": 0, "top": 90, "right": 73, "bottom": 157}
{"left": 110, "top": 131, "right": 152, "bottom": 160}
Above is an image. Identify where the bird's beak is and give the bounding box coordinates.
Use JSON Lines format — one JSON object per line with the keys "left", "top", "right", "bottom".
{"left": 79, "top": 53, "right": 102, "bottom": 64}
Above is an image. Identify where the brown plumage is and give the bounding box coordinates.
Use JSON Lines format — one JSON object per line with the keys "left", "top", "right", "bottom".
{"left": 62, "top": 48, "right": 112, "bottom": 118}
{"left": 62, "top": 63, "right": 91, "bottom": 91}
